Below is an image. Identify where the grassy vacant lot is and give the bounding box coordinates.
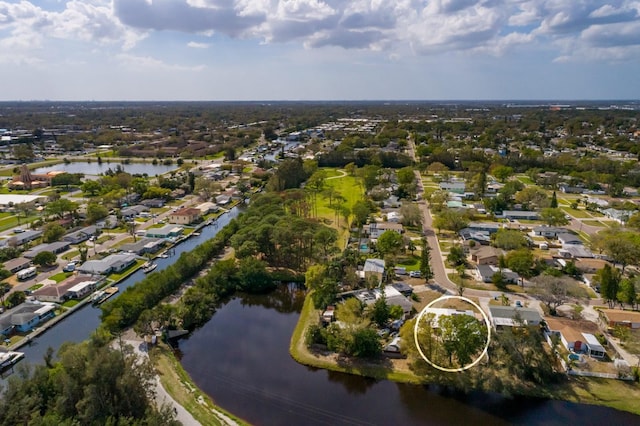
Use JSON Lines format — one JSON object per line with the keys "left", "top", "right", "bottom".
{"left": 315, "top": 168, "right": 363, "bottom": 244}
{"left": 150, "top": 344, "right": 247, "bottom": 426}
{"left": 561, "top": 207, "right": 592, "bottom": 218}
{"left": 582, "top": 220, "right": 608, "bottom": 227}
{"left": 49, "top": 272, "right": 73, "bottom": 283}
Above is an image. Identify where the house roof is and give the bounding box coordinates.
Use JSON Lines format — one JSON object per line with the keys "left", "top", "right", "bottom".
{"left": 34, "top": 275, "right": 98, "bottom": 299}
{"left": 557, "top": 233, "right": 582, "bottom": 244}
{"left": 603, "top": 309, "right": 640, "bottom": 324}
{"left": 545, "top": 317, "right": 599, "bottom": 343}
{"left": 489, "top": 305, "right": 542, "bottom": 325}
{"left": 172, "top": 207, "right": 201, "bottom": 216}
{"left": 470, "top": 246, "right": 502, "bottom": 260}
{"left": 363, "top": 258, "right": 385, "bottom": 273}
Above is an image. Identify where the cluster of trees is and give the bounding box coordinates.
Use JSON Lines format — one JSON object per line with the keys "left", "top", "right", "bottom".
{"left": 0, "top": 337, "right": 178, "bottom": 425}
{"left": 399, "top": 316, "right": 562, "bottom": 394}
{"left": 229, "top": 193, "right": 338, "bottom": 270}
{"left": 135, "top": 256, "right": 285, "bottom": 333}
{"left": 594, "top": 264, "right": 639, "bottom": 309}
{"left": 101, "top": 220, "right": 238, "bottom": 333}
{"left": 306, "top": 296, "right": 403, "bottom": 358}
{"left": 591, "top": 227, "right": 640, "bottom": 273}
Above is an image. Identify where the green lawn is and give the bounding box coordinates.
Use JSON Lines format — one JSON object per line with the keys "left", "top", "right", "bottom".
{"left": 61, "top": 299, "right": 80, "bottom": 308}
{"left": 515, "top": 175, "right": 534, "bottom": 184}
{"left": 314, "top": 168, "right": 364, "bottom": 245}
{"left": 581, "top": 220, "right": 608, "bottom": 227}
{"left": 561, "top": 207, "right": 592, "bottom": 218}
{"left": 61, "top": 250, "right": 80, "bottom": 261}
{"left": 0, "top": 214, "right": 39, "bottom": 232}
{"left": 108, "top": 259, "right": 146, "bottom": 282}
{"left": 49, "top": 272, "right": 73, "bottom": 283}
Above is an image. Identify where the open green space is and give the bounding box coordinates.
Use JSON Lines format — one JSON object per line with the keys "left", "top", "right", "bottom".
{"left": 61, "top": 299, "right": 80, "bottom": 308}
{"left": 49, "top": 272, "right": 73, "bottom": 283}
{"left": 561, "top": 207, "right": 592, "bottom": 218}
{"left": 582, "top": 220, "right": 608, "bottom": 227}
{"left": 515, "top": 175, "right": 534, "bottom": 184}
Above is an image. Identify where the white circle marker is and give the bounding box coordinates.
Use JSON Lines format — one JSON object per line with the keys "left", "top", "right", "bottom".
{"left": 413, "top": 295, "right": 491, "bottom": 373}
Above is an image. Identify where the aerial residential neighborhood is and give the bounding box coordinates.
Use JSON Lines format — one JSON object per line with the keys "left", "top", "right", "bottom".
{"left": 0, "top": 101, "right": 640, "bottom": 424}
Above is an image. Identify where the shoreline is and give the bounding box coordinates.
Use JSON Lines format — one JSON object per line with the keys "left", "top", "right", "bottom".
{"left": 289, "top": 292, "right": 640, "bottom": 416}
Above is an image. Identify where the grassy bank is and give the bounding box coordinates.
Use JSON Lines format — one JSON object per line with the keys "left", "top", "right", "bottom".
{"left": 289, "top": 293, "right": 640, "bottom": 416}
{"left": 150, "top": 344, "right": 247, "bottom": 426}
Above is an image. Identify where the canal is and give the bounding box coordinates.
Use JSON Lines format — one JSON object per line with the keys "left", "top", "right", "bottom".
{"left": 9, "top": 206, "right": 242, "bottom": 367}
{"left": 177, "top": 285, "right": 640, "bottom": 426}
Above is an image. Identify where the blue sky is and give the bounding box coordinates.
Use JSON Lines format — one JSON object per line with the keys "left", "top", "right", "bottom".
{"left": 0, "top": 0, "right": 639, "bottom": 101}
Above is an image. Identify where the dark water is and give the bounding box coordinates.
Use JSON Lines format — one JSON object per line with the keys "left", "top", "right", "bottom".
{"left": 3, "top": 207, "right": 241, "bottom": 369}
{"left": 178, "top": 286, "right": 640, "bottom": 426}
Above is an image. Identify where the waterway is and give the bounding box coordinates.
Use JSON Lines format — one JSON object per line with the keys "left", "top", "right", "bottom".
{"left": 33, "top": 162, "right": 178, "bottom": 176}
{"left": 4, "top": 206, "right": 241, "bottom": 369}
{"left": 177, "top": 286, "right": 640, "bottom": 426}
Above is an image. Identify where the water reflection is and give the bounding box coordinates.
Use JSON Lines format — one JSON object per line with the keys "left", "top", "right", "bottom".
{"left": 178, "top": 286, "right": 640, "bottom": 426}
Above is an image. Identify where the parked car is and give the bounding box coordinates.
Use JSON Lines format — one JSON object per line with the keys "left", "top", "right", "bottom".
{"left": 63, "top": 261, "right": 77, "bottom": 272}
{"left": 409, "top": 271, "right": 421, "bottom": 278}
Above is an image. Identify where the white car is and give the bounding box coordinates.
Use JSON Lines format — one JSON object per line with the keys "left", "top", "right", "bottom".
{"left": 409, "top": 271, "right": 421, "bottom": 278}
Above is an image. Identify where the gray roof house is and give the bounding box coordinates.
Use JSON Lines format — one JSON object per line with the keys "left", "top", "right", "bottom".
{"left": 77, "top": 253, "right": 137, "bottom": 275}
{"left": 532, "top": 226, "right": 567, "bottom": 238}
{"left": 8, "top": 230, "right": 43, "bottom": 246}
{"left": 121, "top": 205, "right": 149, "bottom": 219}
{"left": 557, "top": 233, "right": 582, "bottom": 246}
{"left": 489, "top": 305, "right": 542, "bottom": 328}
{"left": 23, "top": 241, "right": 71, "bottom": 259}
{"left": 501, "top": 211, "right": 539, "bottom": 220}
{"left": 120, "top": 238, "right": 165, "bottom": 255}
{"left": 476, "top": 264, "right": 519, "bottom": 283}
{"left": 63, "top": 225, "right": 97, "bottom": 244}
{"left": 4, "top": 257, "right": 31, "bottom": 274}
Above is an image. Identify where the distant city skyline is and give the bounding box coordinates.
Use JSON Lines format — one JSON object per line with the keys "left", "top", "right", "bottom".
{"left": 0, "top": 1, "right": 639, "bottom": 101}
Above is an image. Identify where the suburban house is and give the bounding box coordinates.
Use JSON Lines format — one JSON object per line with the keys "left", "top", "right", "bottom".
{"left": 362, "top": 258, "right": 385, "bottom": 284}
{"left": 602, "top": 309, "right": 640, "bottom": 329}
{"left": 602, "top": 208, "right": 631, "bottom": 225}
{"left": 169, "top": 207, "right": 201, "bottom": 225}
{"left": 96, "top": 215, "right": 118, "bottom": 230}
{"left": 196, "top": 201, "right": 218, "bottom": 215}
{"left": 63, "top": 225, "right": 97, "bottom": 244}
{"left": 386, "top": 211, "right": 401, "bottom": 223}
{"left": 460, "top": 228, "right": 492, "bottom": 245}
{"left": 4, "top": 257, "right": 31, "bottom": 274}
{"left": 23, "top": 241, "right": 71, "bottom": 259}
{"left": 8, "top": 230, "right": 43, "bottom": 246}
{"left": 0, "top": 301, "right": 56, "bottom": 335}
{"left": 120, "top": 238, "right": 165, "bottom": 255}
{"left": 439, "top": 181, "right": 466, "bottom": 194}
{"left": 469, "top": 246, "right": 503, "bottom": 265}
{"left": 353, "top": 285, "right": 413, "bottom": 318}
{"left": 364, "top": 222, "right": 404, "bottom": 239}
{"left": 468, "top": 222, "right": 501, "bottom": 234}
{"left": 489, "top": 305, "right": 542, "bottom": 329}
{"left": 545, "top": 317, "right": 606, "bottom": 359}
{"left": 34, "top": 275, "right": 100, "bottom": 303}
{"left": 77, "top": 253, "right": 137, "bottom": 275}
{"left": 501, "top": 211, "right": 539, "bottom": 220}
{"left": 145, "top": 225, "right": 183, "bottom": 239}
{"left": 215, "top": 194, "right": 231, "bottom": 206}
{"left": 121, "top": 205, "right": 149, "bottom": 219}
{"left": 65, "top": 280, "right": 97, "bottom": 299}
{"left": 557, "top": 233, "right": 583, "bottom": 246}
{"left": 558, "top": 246, "right": 594, "bottom": 259}
{"left": 532, "top": 226, "right": 567, "bottom": 238}
{"left": 476, "top": 264, "right": 519, "bottom": 284}
{"left": 141, "top": 198, "right": 165, "bottom": 208}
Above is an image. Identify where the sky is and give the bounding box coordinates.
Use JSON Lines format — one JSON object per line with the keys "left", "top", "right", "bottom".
{"left": 0, "top": 0, "right": 639, "bottom": 101}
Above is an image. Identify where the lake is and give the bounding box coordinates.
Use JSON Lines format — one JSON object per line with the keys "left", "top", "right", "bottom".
{"left": 33, "top": 161, "right": 178, "bottom": 176}
{"left": 178, "top": 286, "right": 640, "bottom": 425}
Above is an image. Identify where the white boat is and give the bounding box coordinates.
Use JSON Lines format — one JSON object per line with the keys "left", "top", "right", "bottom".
{"left": 158, "top": 253, "right": 169, "bottom": 259}
{"left": 142, "top": 262, "right": 158, "bottom": 274}
{"left": 90, "top": 290, "right": 106, "bottom": 305}
{"left": 0, "top": 351, "right": 24, "bottom": 371}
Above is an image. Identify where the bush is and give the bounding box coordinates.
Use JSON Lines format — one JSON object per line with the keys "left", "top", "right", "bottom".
{"left": 305, "top": 324, "right": 326, "bottom": 347}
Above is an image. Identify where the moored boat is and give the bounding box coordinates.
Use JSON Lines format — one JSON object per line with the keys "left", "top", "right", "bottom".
{"left": 142, "top": 262, "right": 157, "bottom": 273}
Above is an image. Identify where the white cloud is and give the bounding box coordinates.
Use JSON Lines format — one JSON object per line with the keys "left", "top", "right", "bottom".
{"left": 115, "top": 53, "right": 206, "bottom": 71}
{"left": 187, "top": 41, "right": 210, "bottom": 48}
{"left": 0, "top": 0, "right": 638, "bottom": 66}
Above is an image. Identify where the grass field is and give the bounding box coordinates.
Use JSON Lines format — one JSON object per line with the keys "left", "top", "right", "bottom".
{"left": 561, "top": 207, "right": 592, "bottom": 218}
{"left": 49, "top": 272, "right": 73, "bottom": 283}
{"left": 314, "top": 168, "right": 363, "bottom": 245}
{"left": 582, "top": 220, "right": 608, "bottom": 227}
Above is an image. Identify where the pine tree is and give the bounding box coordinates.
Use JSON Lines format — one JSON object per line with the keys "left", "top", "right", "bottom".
{"left": 420, "top": 238, "right": 434, "bottom": 282}
{"left": 550, "top": 191, "right": 558, "bottom": 208}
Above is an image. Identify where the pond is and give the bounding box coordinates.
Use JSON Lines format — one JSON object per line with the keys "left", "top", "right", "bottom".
{"left": 32, "top": 161, "right": 178, "bottom": 176}
{"left": 177, "top": 286, "right": 640, "bottom": 425}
